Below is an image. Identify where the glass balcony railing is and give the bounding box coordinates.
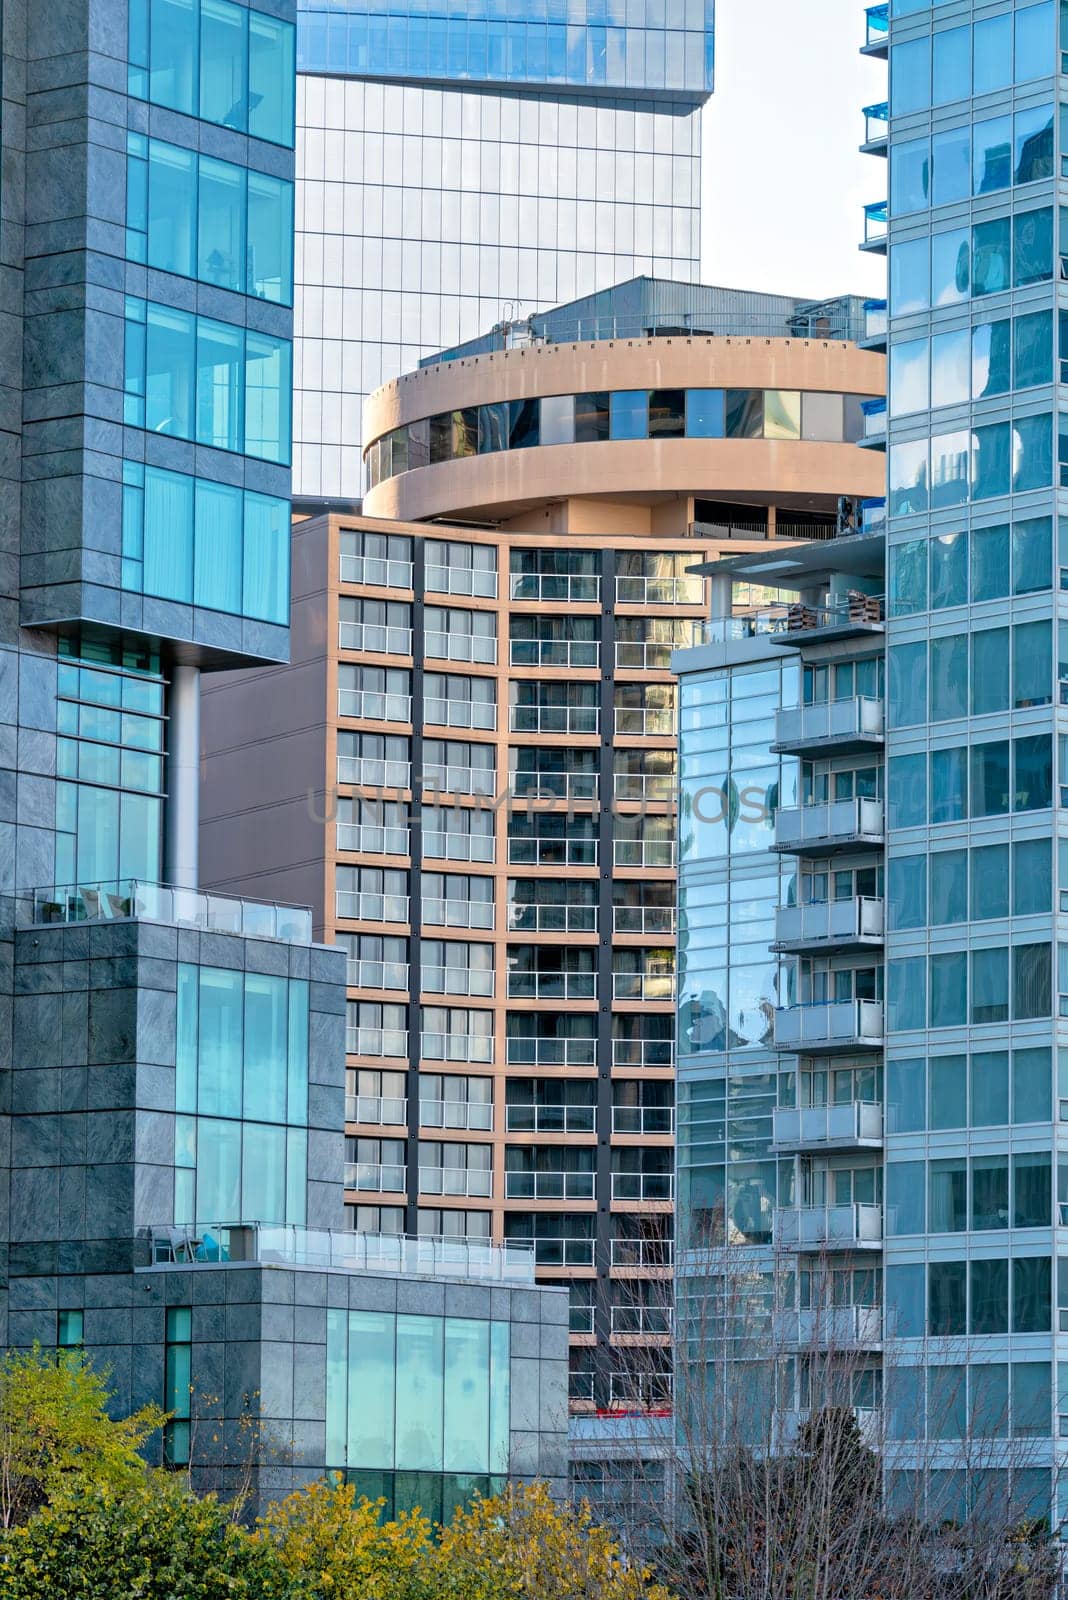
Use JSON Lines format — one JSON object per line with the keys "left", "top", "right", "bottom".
{"left": 419, "top": 1098, "right": 493, "bottom": 1131}
{"left": 346, "top": 1094, "right": 407, "bottom": 1125}
{"left": 347, "top": 958, "right": 410, "bottom": 990}
{"left": 615, "top": 576, "right": 702, "bottom": 606}
{"left": 422, "top": 831, "right": 494, "bottom": 865}
{"left": 862, "top": 201, "right": 888, "bottom": 249}
{"left": 336, "top": 891, "right": 410, "bottom": 924}
{"left": 424, "top": 631, "right": 497, "bottom": 666}
{"left": 609, "top": 1305, "right": 671, "bottom": 1336}
{"left": 423, "top": 698, "right": 496, "bottom": 731}
{"left": 418, "top": 1165, "right": 492, "bottom": 1199}
{"left": 29, "top": 880, "right": 313, "bottom": 943}
{"left": 147, "top": 1224, "right": 534, "bottom": 1282}
{"left": 509, "top": 1235, "right": 595, "bottom": 1268}
{"left": 773, "top": 696, "right": 884, "bottom": 754}
{"left": 612, "top": 1038, "right": 674, "bottom": 1068}
{"left": 339, "top": 622, "right": 412, "bottom": 655}
{"left": 346, "top": 1026, "right": 409, "bottom": 1059}
{"left": 422, "top": 897, "right": 494, "bottom": 930}
{"left": 506, "top": 1036, "right": 597, "bottom": 1067}
{"left": 339, "top": 554, "right": 414, "bottom": 589}
{"left": 773, "top": 896, "right": 884, "bottom": 951}
{"left": 337, "top": 756, "right": 411, "bottom": 789}
{"left": 611, "top": 1105, "right": 675, "bottom": 1135}
{"left": 504, "top": 1170, "right": 595, "bottom": 1200}
{"left": 507, "top": 971, "right": 596, "bottom": 1000}
{"left": 507, "top": 902, "right": 597, "bottom": 932}
{"left": 510, "top": 771, "right": 599, "bottom": 803}
{"left": 509, "top": 703, "right": 599, "bottom": 735}
{"left": 612, "top": 969, "right": 676, "bottom": 1002}
{"left": 773, "top": 796, "right": 885, "bottom": 854}
{"left": 612, "top": 905, "right": 676, "bottom": 936}
{"left": 776, "top": 1202, "right": 883, "bottom": 1251}
{"left": 862, "top": 299, "right": 887, "bottom": 343}
{"left": 338, "top": 689, "right": 411, "bottom": 722}
{"left": 420, "top": 1031, "right": 493, "bottom": 1064}
{"left": 775, "top": 1305, "right": 884, "bottom": 1348}
{"left": 421, "top": 964, "right": 494, "bottom": 999}
{"left": 862, "top": 101, "right": 889, "bottom": 148}
{"left": 771, "top": 1101, "right": 884, "bottom": 1152}
{"left": 344, "top": 1162, "right": 407, "bottom": 1192}
{"left": 425, "top": 563, "right": 497, "bottom": 599}
{"left": 610, "top": 1237, "right": 674, "bottom": 1268}
{"left": 505, "top": 1103, "right": 596, "bottom": 1134}
{"left": 510, "top": 572, "right": 600, "bottom": 603}
{"left": 863, "top": 3, "right": 888, "bottom": 52}
{"left": 610, "top": 1171, "right": 674, "bottom": 1202}
{"left": 613, "top": 837, "right": 676, "bottom": 869}
{"left": 861, "top": 397, "right": 887, "bottom": 444}
{"left": 510, "top": 639, "right": 599, "bottom": 669}
{"left": 772, "top": 999, "right": 884, "bottom": 1052}
{"left": 336, "top": 824, "right": 410, "bottom": 856}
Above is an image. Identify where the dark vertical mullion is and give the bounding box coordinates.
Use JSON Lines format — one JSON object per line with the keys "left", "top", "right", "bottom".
{"left": 593, "top": 546, "right": 617, "bottom": 1410}
{"left": 406, "top": 539, "right": 425, "bottom": 1232}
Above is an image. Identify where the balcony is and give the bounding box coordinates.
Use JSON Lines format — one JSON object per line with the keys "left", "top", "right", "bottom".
{"left": 424, "top": 631, "right": 496, "bottom": 666}
{"left": 347, "top": 958, "right": 410, "bottom": 991}
{"left": 426, "top": 562, "right": 497, "bottom": 599}
{"left": 29, "top": 879, "right": 313, "bottom": 944}
{"left": 772, "top": 697, "right": 884, "bottom": 758}
{"left": 420, "top": 1030, "right": 493, "bottom": 1064}
{"left": 615, "top": 641, "right": 686, "bottom": 672}
{"left": 421, "top": 964, "right": 494, "bottom": 999}
{"left": 149, "top": 1224, "right": 532, "bottom": 1283}
{"left": 778, "top": 595, "right": 884, "bottom": 647}
{"left": 421, "top": 764, "right": 494, "bottom": 799}
{"left": 336, "top": 891, "right": 409, "bottom": 925}
{"left": 771, "top": 1101, "right": 884, "bottom": 1153}
{"left": 346, "top": 1093, "right": 407, "bottom": 1126}
{"left": 510, "top": 572, "right": 600, "bottom": 603}
{"left": 346, "top": 1026, "right": 409, "bottom": 1059}
{"left": 775, "top": 1202, "right": 883, "bottom": 1252}
{"left": 778, "top": 1407, "right": 880, "bottom": 1448}
{"left": 339, "top": 553, "right": 413, "bottom": 589}
{"left": 419, "top": 1098, "right": 493, "bottom": 1132}
{"left": 338, "top": 689, "right": 412, "bottom": 723}
{"left": 339, "top": 621, "right": 412, "bottom": 655}
{"left": 421, "top": 896, "right": 494, "bottom": 931}
{"left": 611, "top": 1172, "right": 674, "bottom": 1202}
{"left": 612, "top": 1039, "right": 674, "bottom": 1069}
{"left": 613, "top": 971, "right": 675, "bottom": 1003}
{"left": 507, "top": 903, "right": 596, "bottom": 933}
{"left": 861, "top": 3, "right": 888, "bottom": 56}
{"left": 337, "top": 823, "right": 410, "bottom": 856}
{"left": 772, "top": 896, "right": 884, "bottom": 954}
{"left": 510, "top": 772, "right": 599, "bottom": 804}
{"left": 612, "top": 1106, "right": 675, "bottom": 1135}
{"left": 505, "top": 1104, "right": 596, "bottom": 1134}
{"left": 614, "top": 772, "right": 676, "bottom": 804}
{"left": 608, "top": 1372, "right": 673, "bottom": 1411}
{"left": 504, "top": 1170, "right": 595, "bottom": 1200}
{"left": 614, "top": 707, "right": 676, "bottom": 738}
{"left": 860, "top": 298, "right": 888, "bottom": 352}
{"left": 610, "top": 1238, "right": 674, "bottom": 1268}
{"left": 859, "top": 397, "right": 887, "bottom": 450}
{"left": 570, "top": 1305, "right": 595, "bottom": 1335}
{"left": 511, "top": 1236, "right": 595, "bottom": 1268}
{"left": 861, "top": 100, "right": 888, "bottom": 155}
{"left": 612, "top": 906, "right": 676, "bottom": 936}
{"left": 773, "top": 999, "right": 884, "bottom": 1054}
{"left": 423, "top": 698, "right": 495, "bottom": 732}
{"left": 506, "top": 1036, "right": 597, "bottom": 1067}
{"left": 614, "top": 838, "right": 676, "bottom": 869}
{"left": 419, "top": 1166, "right": 492, "bottom": 1199}
{"left": 615, "top": 575, "right": 702, "bottom": 606}
{"left": 509, "top": 704, "right": 599, "bottom": 736}
{"left": 773, "top": 797, "right": 884, "bottom": 857}
{"left": 337, "top": 756, "right": 411, "bottom": 790}
{"left": 345, "top": 1161, "right": 406, "bottom": 1193}
{"left": 610, "top": 1306, "right": 671, "bottom": 1336}
{"left": 507, "top": 972, "right": 596, "bottom": 1001}
{"left": 510, "top": 639, "right": 599, "bottom": 669}
{"left": 423, "top": 831, "right": 494, "bottom": 865}
{"left": 775, "top": 1305, "right": 884, "bottom": 1350}
{"left": 861, "top": 200, "right": 887, "bottom": 253}
{"left": 508, "top": 837, "right": 598, "bottom": 868}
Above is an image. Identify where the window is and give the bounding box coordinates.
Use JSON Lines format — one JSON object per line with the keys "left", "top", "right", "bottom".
{"left": 57, "top": 1309, "right": 84, "bottom": 1348}
{"left": 163, "top": 1307, "right": 192, "bottom": 1466}
{"left": 129, "top": 0, "right": 295, "bottom": 145}
{"left": 971, "top": 947, "right": 1009, "bottom": 1024}
{"left": 574, "top": 392, "right": 610, "bottom": 442}
{"left": 609, "top": 390, "right": 647, "bottom": 440}
{"left": 1013, "top": 1257, "right": 1051, "bottom": 1333}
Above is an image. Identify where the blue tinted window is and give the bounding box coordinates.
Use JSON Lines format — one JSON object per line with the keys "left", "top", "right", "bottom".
{"left": 1015, "top": 310, "right": 1053, "bottom": 388}
{"left": 972, "top": 216, "right": 1011, "bottom": 295}
{"left": 150, "top": 0, "right": 196, "bottom": 113}
{"left": 932, "top": 26, "right": 969, "bottom": 104}
{"left": 1013, "top": 414, "right": 1053, "bottom": 492}
{"left": 890, "top": 236, "right": 928, "bottom": 314}
{"left": 973, "top": 115, "right": 1012, "bottom": 195}
{"left": 932, "top": 127, "right": 970, "bottom": 207}
{"left": 194, "top": 480, "right": 242, "bottom": 612}
{"left": 198, "top": 156, "right": 245, "bottom": 291}
{"left": 1013, "top": 206, "right": 1053, "bottom": 285}
{"left": 247, "top": 170, "right": 294, "bottom": 303}
{"left": 196, "top": 318, "right": 243, "bottom": 452}
{"left": 686, "top": 388, "right": 724, "bottom": 436}
{"left": 147, "top": 142, "right": 196, "bottom": 276}
{"left": 609, "top": 389, "right": 647, "bottom": 440}
{"left": 144, "top": 465, "right": 194, "bottom": 603}
{"left": 889, "top": 437, "right": 928, "bottom": 516}
{"left": 1015, "top": 105, "right": 1054, "bottom": 184}
{"left": 972, "top": 320, "right": 1011, "bottom": 400}
{"left": 146, "top": 303, "right": 195, "bottom": 438}
{"left": 974, "top": 12, "right": 1011, "bottom": 93}
{"left": 1015, "top": 0, "right": 1053, "bottom": 81}
{"left": 246, "top": 331, "right": 292, "bottom": 465}
{"left": 244, "top": 490, "right": 290, "bottom": 625}
{"left": 250, "top": 11, "right": 295, "bottom": 144}
{"left": 891, "top": 137, "right": 930, "bottom": 215}
{"left": 891, "top": 36, "right": 929, "bottom": 114}
{"left": 972, "top": 421, "right": 1011, "bottom": 501}
{"left": 931, "top": 226, "right": 969, "bottom": 305}
{"left": 200, "top": 0, "right": 247, "bottom": 130}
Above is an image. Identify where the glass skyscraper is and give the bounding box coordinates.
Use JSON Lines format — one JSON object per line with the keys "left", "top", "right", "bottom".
{"left": 674, "top": 0, "right": 1068, "bottom": 1526}
{"left": 292, "top": 0, "right": 715, "bottom": 497}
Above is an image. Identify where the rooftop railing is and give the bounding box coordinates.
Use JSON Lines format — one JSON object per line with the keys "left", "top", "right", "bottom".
{"left": 147, "top": 1223, "right": 534, "bottom": 1282}
{"left": 29, "top": 879, "right": 312, "bottom": 943}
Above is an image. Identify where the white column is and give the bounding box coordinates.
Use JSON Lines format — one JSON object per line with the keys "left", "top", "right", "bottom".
{"left": 164, "top": 664, "right": 201, "bottom": 889}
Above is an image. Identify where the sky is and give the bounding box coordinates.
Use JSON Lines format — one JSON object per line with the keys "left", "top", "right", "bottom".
{"left": 700, "top": 0, "right": 888, "bottom": 304}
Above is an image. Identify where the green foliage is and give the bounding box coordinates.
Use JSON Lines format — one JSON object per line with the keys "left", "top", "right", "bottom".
{"left": 0, "top": 1346, "right": 165, "bottom": 1528}
{"left": 0, "top": 1480, "right": 294, "bottom": 1600}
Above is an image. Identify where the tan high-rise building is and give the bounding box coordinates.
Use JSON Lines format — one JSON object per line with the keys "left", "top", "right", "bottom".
{"left": 200, "top": 282, "right": 885, "bottom": 1462}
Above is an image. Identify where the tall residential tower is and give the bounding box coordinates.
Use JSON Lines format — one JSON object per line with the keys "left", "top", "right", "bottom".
{"left": 292, "top": 0, "right": 715, "bottom": 497}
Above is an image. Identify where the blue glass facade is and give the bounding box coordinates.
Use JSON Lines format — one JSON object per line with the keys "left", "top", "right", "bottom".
{"left": 298, "top": 0, "right": 714, "bottom": 97}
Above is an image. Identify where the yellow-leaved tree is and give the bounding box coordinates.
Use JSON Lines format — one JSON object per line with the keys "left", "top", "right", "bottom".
{"left": 255, "top": 1478, "right": 438, "bottom": 1599}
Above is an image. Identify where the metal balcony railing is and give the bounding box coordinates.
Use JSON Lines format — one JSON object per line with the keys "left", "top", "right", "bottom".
{"left": 506, "top": 1037, "right": 597, "bottom": 1067}
{"left": 613, "top": 772, "right": 676, "bottom": 803}
{"left": 570, "top": 1306, "right": 596, "bottom": 1334}
{"left": 610, "top": 1305, "right": 671, "bottom": 1335}
{"left": 425, "top": 563, "right": 497, "bottom": 599}
{"left": 773, "top": 999, "right": 884, "bottom": 1052}
{"left": 421, "top": 965, "right": 494, "bottom": 999}
{"left": 612, "top": 970, "right": 675, "bottom": 1002}
{"left": 776, "top": 1202, "right": 883, "bottom": 1251}
{"left": 510, "top": 639, "right": 599, "bottom": 669}
{"left": 507, "top": 838, "right": 598, "bottom": 867}
{"left": 773, "top": 697, "right": 884, "bottom": 754}
{"left": 772, "top": 1101, "right": 884, "bottom": 1152}
{"left": 339, "top": 622, "right": 413, "bottom": 655}
{"left": 345, "top": 1094, "right": 407, "bottom": 1125}
{"left": 510, "top": 572, "right": 600, "bottom": 603}
{"left": 610, "top": 1237, "right": 674, "bottom": 1268}
{"left": 420, "top": 1030, "right": 493, "bottom": 1064}
{"left": 613, "top": 838, "right": 676, "bottom": 869}
{"left": 418, "top": 1165, "right": 492, "bottom": 1198}
{"left": 610, "top": 1172, "right": 674, "bottom": 1202}
{"left": 336, "top": 892, "right": 410, "bottom": 924}
{"left": 510, "top": 772, "right": 599, "bottom": 803}
{"left": 423, "top": 698, "right": 496, "bottom": 731}
{"left": 422, "top": 764, "right": 495, "bottom": 798}
{"left": 505, "top": 1103, "right": 596, "bottom": 1134}
{"left": 346, "top": 1027, "right": 409, "bottom": 1059}
{"left": 422, "top": 897, "right": 494, "bottom": 930}
{"left": 614, "top": 707, "right": 676, "bottom": 737}
{"left": 337, "top": 756, "right": 411, "bottom": 790}
{"left": 510, "top": 1236, "right": 595, "bottom": 1267}
{"left": 338, "top": 689, "right": 412, "bottom": 722}
{"left": 507, "top": 903, "right": 597, "bottom": 933}
{"left": 509, "top": 704, "right": 599, "bottom": 735}
{"left": 612, "top": 905, "right": 676, "bottom": 936}
{"left": 612, "top": 1039, "right": 675, "bottom": 1068}
{"left": 336, "top": 824, "right": 410, "bottom": 856}
{"left": 504, "top": 1170, "right": 595, "bottom": 1200}
{"left": 615, "top": 576, "right": 702, "bottom": 606}
{"left": 339, "top": 554, "right": 414, "bottom": 589}
{"left": 424, "top": 631, "right": 496, "bottom": 665}
{"left": 344, "top": 1162, "right": 406, "bottom": 1192}
{"left": 615, "top": 641, "right": 682, "bottom": 671}
{"left": 773, "top": 797, "right": 884, "bottom": 855}
{"left": 347, "top": 958, "right": 410, "bottom": 991}
{"left": 422, "top": 831, "right": 495, "bottom": 864}
{"left": 612, "top": 1105, "right": 675, "bottom": 1135}
{"left": 419, "top": 1098, "right": 493, "bottom": 1132}
{"left": 773, "top": 896, "right": 884, "bottom": 952}
{"left": 507, "top": 972, "right": 596, "bottom": 1000}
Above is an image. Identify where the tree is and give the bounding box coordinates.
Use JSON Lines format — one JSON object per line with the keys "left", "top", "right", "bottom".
{"left": 256, "top": 1478, "right": 438, "bottom": 1599}
{"left": 0, "top": 1479, "right": 295, "bottom": 1600}
{"left": 0, "top": 1347, "right": 165, "bottom": 1528}
{"left": 432, "top": 1481, "right": 675, "bottom": 1600}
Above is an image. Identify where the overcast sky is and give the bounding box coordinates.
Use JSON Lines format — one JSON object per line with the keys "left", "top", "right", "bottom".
{"left": 700, "top": 0, "right": 888, "bottom": 304}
